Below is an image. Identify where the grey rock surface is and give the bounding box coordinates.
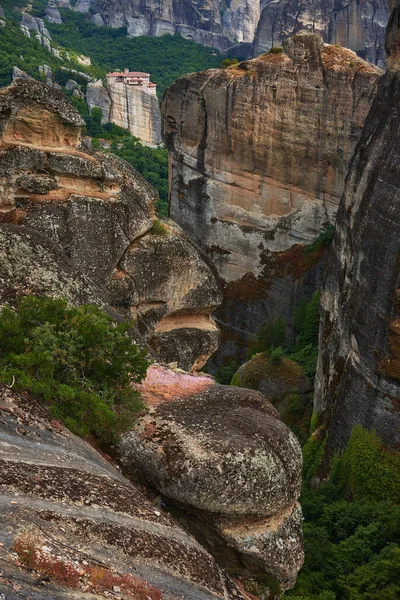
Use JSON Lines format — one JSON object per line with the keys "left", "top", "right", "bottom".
{"left": 0, "top": 385, "right": 247, "bottom": 600}
{"left": 314, "top": 4, "right": 400, "bottom": 460}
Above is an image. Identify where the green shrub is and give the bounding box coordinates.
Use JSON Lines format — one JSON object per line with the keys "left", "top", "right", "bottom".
{"left": 214, "top": 360, "right": 238, "bottom": 385}
{"left": 269, "top": 46, "right": 283, "bottom": 54}
{"left": 0, "top": 296, "right": 148, "bottom": 444}
{"left": 303, "top": 224, "right": 335, "bottom": 255}
{"left": 269, "top": 346, "right": 285, "bottom": 365}
{"left": 335, "top": 425, "right": 400, "bottom": 502}
{"left": 221, "top": 58, "right": 239, "bottom": 68}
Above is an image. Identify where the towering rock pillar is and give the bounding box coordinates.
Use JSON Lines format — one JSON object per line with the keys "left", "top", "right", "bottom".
{"left": 162, "top": 35, "right": 381, "bottom": 364}
{"left": 314, "top": 1, "right": 400, "bottom": 459}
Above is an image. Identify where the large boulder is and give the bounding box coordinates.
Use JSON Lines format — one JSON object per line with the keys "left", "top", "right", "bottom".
{"left": 120, "top": 365, "right": 304, "bottom": 589}
{"left": 110, "top": 220, "right": 222, "bottom": 371}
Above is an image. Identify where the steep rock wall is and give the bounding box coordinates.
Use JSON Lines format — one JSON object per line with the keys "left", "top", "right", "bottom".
{"left": 162, "top": 34, "right": 381, "bottom": 363}
{"left": 314, "top": 3, "right": 400, "bottom": 459}
{"left": 86, "top": 78, "right": 161, "bottom": 145}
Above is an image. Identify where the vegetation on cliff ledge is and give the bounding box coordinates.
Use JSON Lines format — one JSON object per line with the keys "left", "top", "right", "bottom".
{"left": 0, "top": 296, "right": 148, "bottom": 444}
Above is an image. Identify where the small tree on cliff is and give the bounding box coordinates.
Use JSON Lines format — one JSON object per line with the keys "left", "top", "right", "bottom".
{"left": 0, "top": 296, "right": 148, "bottom": 444}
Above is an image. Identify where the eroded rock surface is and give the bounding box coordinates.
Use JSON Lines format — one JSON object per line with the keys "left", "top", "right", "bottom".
{"left": 120, "top": 365, "right": 304, "bottom": 589}
{"left": 162, "top": 33, "right": 382, "bottom": 364}
{"left": 0, "top": 78, "right": 221, "bottom": 370}
{"left": 314, "top": 4, "right": 400, "bottom": 461}
{"left": 0, "top": 385, "right": 249, "bottom": 599}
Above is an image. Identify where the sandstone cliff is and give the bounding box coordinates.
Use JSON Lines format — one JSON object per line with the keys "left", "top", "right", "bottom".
{"left": 0, "top": 78, "right": 219, "bottom": 371}
{"left": 162, "top": 34, "right": 382, "bottom": 364}
{"left": 86, "top": 78, "right": 161, "bottom": 145}
{"left": 314, "top": 2, "right": 400, "bottom": 460}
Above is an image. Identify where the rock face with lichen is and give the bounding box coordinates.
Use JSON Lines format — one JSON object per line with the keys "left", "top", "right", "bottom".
{"left": 314, "top": 2, "right": 400, "bottom": 463}
{"left": 0, "top": 384, "right": 250, "bottom": 599}
{"left": 0, "top": 78, "right": 221, "bottom": 371}
{"left": 162, "top": 33, "right": 382, "bottom": 365}
{"left": 120, "top": 364, "right": 304, "bottom": 591}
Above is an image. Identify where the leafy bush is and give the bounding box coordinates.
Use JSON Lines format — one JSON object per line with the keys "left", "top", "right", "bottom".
{"left": 109, "top": 137, "right": 169, "bottom": 217}
{"left": 269, "top": 346, "right": 285, "bottom": 365}
{"left": 303, "top": 224, "right": 335, "bottom": 255}
{"left": 221, "top": 58, "right": 239, "bottom": 68}
{"left": 0, "top": 296, "right": 148, "bottom": 444}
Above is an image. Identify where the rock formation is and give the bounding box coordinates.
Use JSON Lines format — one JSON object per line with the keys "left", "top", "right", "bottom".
{"left": 120, "top": 364, "right": 304, "bottom": 590}
{"left": 162, "top": 33, "right": 382, "bottom": 365}
{"left": 0, "top": 78, "right": 220, "bottom": 371}
{"left": 59, "top": 0, "right": 389, "bottom": 63}
{"left": 314, "top": 1, "right": 400, "bottom": 460}
{"left": 86, "top": 77, "right": 162, "bottom": 145}
{"left": 0, "top": 384, "right": 249, "bottom": 599}
{"left": 252, "top": 0, "right": 389, "bottom": 68}
{"left": 0, "top": 74, "right": 304, "bottom": 597}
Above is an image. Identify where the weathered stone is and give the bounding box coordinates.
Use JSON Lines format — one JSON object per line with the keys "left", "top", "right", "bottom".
{"left": 113, "top": 220, "right": 222, "bottom": 370}
{"left": 45, "top": 1, "right": 63, "bottom": 24}
{"left": 0, "top": 384, "right": 247, "bottom": 600}
{"left": 120, "top": 364, "right": 304, "bottom": 588}
{"left": 314, "top": 6, "right": 400, "bottom": 460}
{"left": 0, "top": 225, "right": 104, "bottom": 306}
{"left": 121, "top": 378, "right": 301, "bottom": 517}
{"left": 107, "top": 76, "right": 161, "bottom": 144}
{"left": 162, "top": 33, "right": 382, "bottom": 365}
{"left": 21, "top": 13, "right": 51, "bottom": 38}
{"left": 0, "top": 79, "right": 221, "bottom": 369}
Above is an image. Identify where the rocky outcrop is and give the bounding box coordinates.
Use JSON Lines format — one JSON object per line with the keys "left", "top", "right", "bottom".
{"left": 0, "top": 78, "right": 221, "bottom": 370}
{"left": 85, "top": 0, "right": 259, "bottom": 50}
{"left": 120, "top": 364, "right": 304, "bottom": 590}
{"left": 0, "top": 384, "right": 249, "bottom": 600}
{"left": 46, "top": 0, "right": 63, "bottom": 24}
{"left": 252, "top": 0, "right": 389, "bottom": 68}
{"left": 162, "top": 33, "right": 382, "bottom": 364}
{"left": 314, "top": 4, "right": 400, "bottom": 460}
{"left": 107, "top": 77, "right": 161, "bottom": 144}
{"left": 86, "top": 78, "right": 161, "bottom": 144}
